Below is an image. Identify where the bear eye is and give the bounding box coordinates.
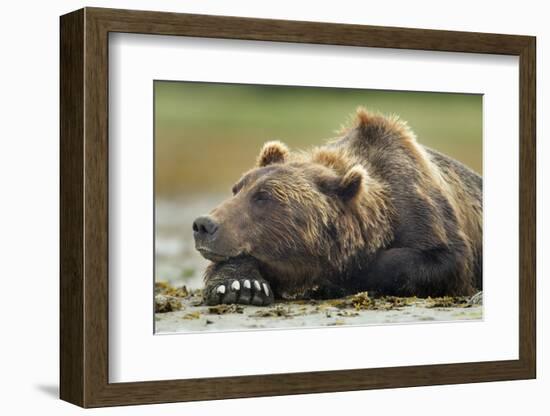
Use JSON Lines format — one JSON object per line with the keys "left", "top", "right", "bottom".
{"left": 252, "top": 191, "right": 272, "bottom": 203}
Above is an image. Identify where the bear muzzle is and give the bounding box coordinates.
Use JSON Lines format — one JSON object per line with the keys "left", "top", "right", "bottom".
{"left": 193, "top": 215, "right": 237, "bottom": 262}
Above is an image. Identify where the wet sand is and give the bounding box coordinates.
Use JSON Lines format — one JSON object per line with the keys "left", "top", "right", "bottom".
{"left": 155, "top": 284, "right": 482, "bottom": 334}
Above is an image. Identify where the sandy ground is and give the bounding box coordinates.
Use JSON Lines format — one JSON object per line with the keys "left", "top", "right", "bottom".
{"left": 154, "top": 285, "right": 483, "bottom": 333}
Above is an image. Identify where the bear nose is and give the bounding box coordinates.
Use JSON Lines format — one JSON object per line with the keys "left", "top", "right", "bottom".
{"left": 192, "top": 216, "right": 219, "bottom": 236}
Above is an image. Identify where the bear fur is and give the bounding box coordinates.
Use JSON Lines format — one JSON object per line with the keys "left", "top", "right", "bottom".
{"left": 193, "top": 108, "right": 482, "bottom": 305}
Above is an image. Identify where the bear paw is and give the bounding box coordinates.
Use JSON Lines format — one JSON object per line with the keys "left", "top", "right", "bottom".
{"left": 204, "top": 278, "right": 274, "bottom": 306}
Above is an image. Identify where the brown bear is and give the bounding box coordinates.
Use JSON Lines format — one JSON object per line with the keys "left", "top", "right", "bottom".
{"left": 193, "top": 108, "right": 482, "bottom": 306}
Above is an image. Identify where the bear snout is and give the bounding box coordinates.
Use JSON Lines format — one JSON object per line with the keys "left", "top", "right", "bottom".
{"left": 192, "top": 215, "right": 219, "bottom": 238}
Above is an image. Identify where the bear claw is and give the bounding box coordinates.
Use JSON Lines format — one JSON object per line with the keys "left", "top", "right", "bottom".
{"left": 203, "top": 258, "right": 274, "bottom": 306}
{"left": 205, "top": 278, "right": 274, "bottom": 306}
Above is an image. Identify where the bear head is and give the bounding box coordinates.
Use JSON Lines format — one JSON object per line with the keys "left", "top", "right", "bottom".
{"left": 192, "top": 140, "right": 393, "bottom": 283}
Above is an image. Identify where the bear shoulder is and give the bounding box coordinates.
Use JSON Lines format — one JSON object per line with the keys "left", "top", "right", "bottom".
{"left": 332, "top": 108, "right": 445, "bottom": 188}
{"left": 342, "top": 108, "right": 427, "bottom": 164}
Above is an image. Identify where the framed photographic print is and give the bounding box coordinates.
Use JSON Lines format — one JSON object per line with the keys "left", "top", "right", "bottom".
{"left": 60, "top": 7, "right": 536, "bottom": 408}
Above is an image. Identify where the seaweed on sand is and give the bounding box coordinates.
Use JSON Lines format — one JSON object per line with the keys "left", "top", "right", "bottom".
{"left": 154, "top": 294, "right": 183, "bottom": 313}
{"left": 208, "top": 304, "right": 244, "bottom": 315}
{"left": 253, "top": 305, "right": 295, "bottom": 318}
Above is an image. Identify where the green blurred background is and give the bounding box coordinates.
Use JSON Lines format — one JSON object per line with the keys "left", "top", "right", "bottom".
{"left": 155, "top": 81, "right": 482, "bottom": 196}
{"left": 154, "top": 81, "right": 482, "bottom": 292}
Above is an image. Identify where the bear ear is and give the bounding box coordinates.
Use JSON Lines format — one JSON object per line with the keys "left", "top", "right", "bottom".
{"left": 337, "top": 165, "right": 367, "bottom": 201}
{"left": 257, "top": 141, "right": 289, "bottom": 167}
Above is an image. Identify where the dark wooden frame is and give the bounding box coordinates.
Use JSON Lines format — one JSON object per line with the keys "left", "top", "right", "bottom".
{"left": 60, "top": 7, "right": 536, "bottom": 408}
